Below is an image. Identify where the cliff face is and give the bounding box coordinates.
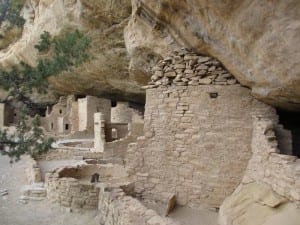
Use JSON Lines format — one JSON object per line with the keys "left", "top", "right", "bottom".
{"left": 125, "top": 0, "right": 300, "bottom": 110}
{"left": 0, "top": 0, "right": 299, "bottom": 109}
{"left": 0, "top": 0, "right": 144, "bottom": 103}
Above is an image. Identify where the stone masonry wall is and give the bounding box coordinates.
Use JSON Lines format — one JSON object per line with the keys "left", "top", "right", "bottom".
{"left": 105, "top": 123, "right": 129, "bottom": 142}
{"left": 78, "top": 96, "right": 111, "bottom": 132}
{"left": 0, "top": 103, "right": 5, "bottom": 127}
{"left": 98, "top": 186, "right": 179, "bottom": 225}
{"left": 243, "top": 113, "right": 300, "bottom": 202}
{"left": 126, "top": 85, "right": 262, "bottom": 208}
{"left": 46, "top": 171, "right": 100, "bottom": 210}
{"left": 25, "top": 156, "right": 42, "bottom": 184}
{"left": 111, "top": 102, "right": 133, "bottom": 123}
{"left": 70, "top": 101, "right": 79, "bottom": 133}
{"left": 0, "top": 103, "right": 14, "bottom": 127}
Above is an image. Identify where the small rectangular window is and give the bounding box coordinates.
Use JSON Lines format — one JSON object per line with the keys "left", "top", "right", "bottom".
{"left": 209, "top": 92, "right": 218, "bottom": 98}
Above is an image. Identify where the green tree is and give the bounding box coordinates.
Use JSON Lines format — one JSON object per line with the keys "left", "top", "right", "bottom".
{"left": 0, "top": 29, "right": 90, "bottom": 162}
{"left": 0, "top": 29, "right": 91, "bottom": 102}
{"left": 0, "top": 0, "right": 25, "bottom": 28}
{"left": 34, "top": 31, "right": 52, "bottom": 52}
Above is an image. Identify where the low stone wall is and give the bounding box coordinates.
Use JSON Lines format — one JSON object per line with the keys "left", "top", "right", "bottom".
{"left": 105, "top": 123, "right": 129, "bottom": 142}
{"left": 243, "top": 114, "right": 300, "bottom": 202}
{"left": 104, "top": 123, "right": 144, "bottom": 160}
{"left": 48, "top": 177, "right": 99, "bottom": 209}
{"left": 98, "top": 185, "right": 179, "bottom": 225}
{"left": 26, "top": 156, "right": 42, "bottom": 184}
{"left": 219, "top": 109, "right": 300, "bottom": 225}
{"left": 45, "top": 164, "right": 129, "bottom": 210}
{"left": 46, "top": 171, "right": 100, "bottom": 209}
{"left": 37, "top": 149, "right": 103, "bottom": 161}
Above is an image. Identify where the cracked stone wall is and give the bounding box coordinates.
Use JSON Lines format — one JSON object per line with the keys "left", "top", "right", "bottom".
{"left": 242, "top": 112, "right": 300, "bottom": 202}
{"left": 97, "top": 186, "right": 179, "bottom": 225}
{"left": 126, "top": 84, "right": 272, "bottom": 208}
{"left": 219, "top": 100, "right": 300, "bottom": 225}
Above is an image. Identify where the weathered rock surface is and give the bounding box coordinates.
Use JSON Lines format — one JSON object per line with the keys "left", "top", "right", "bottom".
{"left": 219, "top": 182, "right": 300, "bottom": 225}
{"left": 1, "top": 0, "right": 299, "bottom": 109}
{"left": 0, "top": 0, "right": 144, "bottom": 103}
{"left": 125, "top": 0, "right": 300, "bottom": 110}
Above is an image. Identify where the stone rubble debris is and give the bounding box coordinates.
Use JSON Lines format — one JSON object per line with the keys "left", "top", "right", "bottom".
{"left": 143, "top": 49, "right": 239, "bottom": 89}
{"left": 18, "top": 196, "right": 29, "bottom": 204}
{"left": 0, "top": 189, "right": 8, "bottom": 196}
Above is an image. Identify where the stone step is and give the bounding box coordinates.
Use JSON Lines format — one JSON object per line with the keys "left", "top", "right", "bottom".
{"left": 22, "top": 183, "right": 47, "bottom": 198}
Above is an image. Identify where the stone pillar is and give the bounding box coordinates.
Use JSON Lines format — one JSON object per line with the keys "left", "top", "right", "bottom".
{"left": 93, "top": 113, "right": 105, "bottom": 152}
{"left": 0, "top": 103, "right": 4, "bottom": 128}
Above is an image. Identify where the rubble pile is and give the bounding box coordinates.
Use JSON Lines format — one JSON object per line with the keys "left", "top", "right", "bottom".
{"left": 143, "top": 49, "right": 239, "bottom": 89}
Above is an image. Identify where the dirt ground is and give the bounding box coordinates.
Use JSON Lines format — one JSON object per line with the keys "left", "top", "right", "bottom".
{"left": 142, "top": 199, "right": 218, "bottom": 225}
{"left": 0, "top": 155, "right": 99, "bottom": 225}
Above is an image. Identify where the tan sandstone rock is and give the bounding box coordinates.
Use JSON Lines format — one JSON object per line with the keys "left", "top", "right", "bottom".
{"left": 125, "top": 0, "right": 300, "bottom": 110}
{"left": 0, "top": 0, "right": 144, "bottom": 103}
{"left": 219, "top": 182, "right": 300, "bottom": 225}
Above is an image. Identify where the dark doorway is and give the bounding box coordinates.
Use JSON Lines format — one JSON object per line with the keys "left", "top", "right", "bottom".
{"left": 277, "top": 110, "right": 300, "bottom": 158}
{"left": 111, "top": 100, "right": 117, "bottom": 107}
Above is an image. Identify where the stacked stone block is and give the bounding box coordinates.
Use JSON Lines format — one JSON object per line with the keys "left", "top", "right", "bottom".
{"left": 26, "top": 156, "right": 42, "bottom": 184}
{"left": 243, "top": 108, "right": 300, "bottom": 202}
{"left": 126, "top": 85, "right": 266, "bottom": 208}
{"left": 143, "top": 49, "right": 238, "bottom": 89}
{"left": 46, "top": 171, "right": 100, "bottom": 210}
{"left": 98, "top": 185, "right": 179, "bottom": 225}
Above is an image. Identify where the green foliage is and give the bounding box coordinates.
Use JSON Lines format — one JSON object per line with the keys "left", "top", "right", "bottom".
{"left": 0, "top": 0, "right": 25, "bottom": 28}
{"left": 34, "top": 31, "right": 52, "bottom": 52}
{"left": 0, "top": 29, "right": 91, "bottom": 100}
{"left": 52, "top": 30, "right": 91, "bottom": 66}
{"left": 0, "top": 29, "right": 90, "bottom": 162}
{"left": 0, "top": 107, "right": 54, "bottom": 163}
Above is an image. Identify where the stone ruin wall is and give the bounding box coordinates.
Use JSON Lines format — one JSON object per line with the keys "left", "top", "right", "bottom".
{"left": 37, "top": 149, "right": 103, "bottom": 161}
{"left": 125, "top": 49, "right": 285, "bottom": 209}
{"left": 126, "top": 85, "right": 269, "bottom": 208}
{"left": 45, "top": 164, "right": 130, "bottom": 210}
{"left": 0, "top": 103, "right": 6, "bottom": 127}
{"left": 0, "top": 103, "right": 15, "bottom": 128}
{"left": 47, "top": 164, "right": 180, "bottom": 225}
{"left": 242, "top": 110, "right": 300, "bottom": 202}
{"left": 78, "top": 97, "right": 89, "bottom": 131}
{"left": 46, "top": 175, "right": 99, "bottom": 209}
{"left": 98, "top": 186, "right": 179, "bottom": 225}
{"left": 25, "top": 156, "right": 42, "bottom": 184}
{"left": 78, "top": 96, "right": 111, "bottom": 132}
{"left": 105, "top": 123, "right": 129, "bottom": 141}
{"left": 70, "top": 101, "right": 79, "bottom": 133}
{"left": 111, "top": 102, "right": 133, "bottom": 123}
{"left": 103, "top": 123, "right": 144, "bottom": 161}
{"left": 41, "top": 96, "right": 73, "bottom": 134}
{"left": 46, "top": 167, "right": 100, "bottom": 210}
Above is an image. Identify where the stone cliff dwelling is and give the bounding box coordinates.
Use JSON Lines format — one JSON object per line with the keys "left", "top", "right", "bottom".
{"left": 41, "top": 95, "right": 111, "bottom": 136}
{"left": 3, "top": 50, "right": 300, "bottom": 225}
{"left": 0, "top": 103, "right": 19, "bottom": 128}
{"left": 0, "top": 1, "right": 300, "bottom": 225}
{"left": 125, "top": 50, "right": 300, "bottom": 223}
{"left": 39, "top": 95, "right": 144, "bottom": 155}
